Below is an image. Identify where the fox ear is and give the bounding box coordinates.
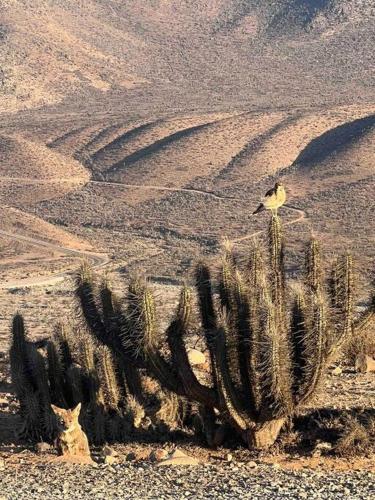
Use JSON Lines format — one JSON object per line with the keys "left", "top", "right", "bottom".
{"left": 51, "top": 404, "right": 62, "bottom": 416}
{"left": 72, "top": 402, "right": 82, "bottom": 417}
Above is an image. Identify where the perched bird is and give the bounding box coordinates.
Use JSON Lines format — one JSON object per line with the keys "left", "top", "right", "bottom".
{"left": 253, "top": 182, "right": 286, "bottom": 215}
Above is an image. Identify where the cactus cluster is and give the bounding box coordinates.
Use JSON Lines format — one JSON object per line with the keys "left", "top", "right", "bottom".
{"left": 75, "top": 214, "right": 374, "bottom": 448}
{"left": 9, "top": 316, "right": 182, "bottom": 444}
{"left": 10, "top": 214, "right": 375, "bottom": 449}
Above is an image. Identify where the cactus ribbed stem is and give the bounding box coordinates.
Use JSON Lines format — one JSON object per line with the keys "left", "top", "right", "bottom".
{"left": 47, "top": 340, "right": 67, "bottom": 408}
{"left": 167, "top": 286, "right": 217, "bottom": 408}
{"left": 290, "top": 291, "right": 308, "bottom": 399}
{"left": 98, "top": 346, "right": 121, "bottom": 410}
{"left": 298, "top": 293, "right": 326, "bottom": 405}
{"left": 213, "top": 326, "right": 252, "bottom": 432}
{"left": 268, "top": 215, "right": 286, "bottom": 322}
{"left": 259, "top": 299, "right": 292, "bottom": 419}
{"left": 306, "top": 239, "right": 322, "bottom": 293}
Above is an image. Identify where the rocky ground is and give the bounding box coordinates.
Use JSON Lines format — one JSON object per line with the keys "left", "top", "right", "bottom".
{"left": 1, "top": 342, "right": 375, "bottom": 498}
{"left": 0, "top": 456, "right": 374, "bottom": 499}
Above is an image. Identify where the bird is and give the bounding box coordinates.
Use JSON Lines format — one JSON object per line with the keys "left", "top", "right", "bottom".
{"left": 253, "top": 182, "right": 286, "bottom": 215}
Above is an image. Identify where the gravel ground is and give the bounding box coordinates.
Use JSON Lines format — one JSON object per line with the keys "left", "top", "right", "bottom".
{"left": 0, "top": 462, "right": 374, "bottom": 499}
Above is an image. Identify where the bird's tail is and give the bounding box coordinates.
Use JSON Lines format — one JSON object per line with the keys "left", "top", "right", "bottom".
{"left": 252, "top": 204, "right": 265, "bottom": 215}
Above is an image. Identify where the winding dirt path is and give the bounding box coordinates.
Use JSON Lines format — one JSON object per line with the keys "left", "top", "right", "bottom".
{"left": 0, "top": 229, "right": 110, "bottom": 289}
{"left": 0, "top": 179, "right": 307, "bottom": 289}
{"left": 89, "top": 180, "right": 233, "bottom": 200}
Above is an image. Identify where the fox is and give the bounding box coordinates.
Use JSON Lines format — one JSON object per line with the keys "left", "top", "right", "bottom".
{"left": 51, "top": 403, "right": 92, "bottom": 463}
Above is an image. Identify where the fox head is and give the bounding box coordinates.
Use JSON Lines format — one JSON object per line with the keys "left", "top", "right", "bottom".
{"left": 51, "top": 403, "right": 82, "bottom": 431}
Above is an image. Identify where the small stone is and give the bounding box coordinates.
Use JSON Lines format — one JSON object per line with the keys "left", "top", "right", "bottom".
{"left": 102, "top": 445, "right": 118, "bottom": 457}
{"left": 226, "top": 453, "right": 233, "bottom": 463}
{"left": 157, "top": 448, "right": 200, "bottom": 466}
{"left": 331, "top": 366, "right": 342, "bottom": 376}
{"left": 149, "top": 449, "right": 168, "bottom": 462}
{"left": 104, "top": 455, "right": 118, "bottom": 466}
{"left": 248, "top": 461, "right": 258, "bottom": 469}
{"left": 35, "top": 442, "right": 51, "bottom": 454}
{"left": 0, "top": 458, "right": 5, "bottom": 470}
{"left": 187, "top": 349, "right": 206, "bottom": 366}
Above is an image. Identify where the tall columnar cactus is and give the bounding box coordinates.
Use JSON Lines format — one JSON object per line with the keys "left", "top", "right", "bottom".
{"left": 10, "top": 314, "right": 57, "bottom": 441}
{"left": 75, "top": 214, "right": 375, "bottom": 448}
{"left": 10, "top": 312, "right": 158, "bottom": 444}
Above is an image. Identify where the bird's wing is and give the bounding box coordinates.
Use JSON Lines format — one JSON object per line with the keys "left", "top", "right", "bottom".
{"left": 264, "top": 186, "right": 277, "bottom": 199}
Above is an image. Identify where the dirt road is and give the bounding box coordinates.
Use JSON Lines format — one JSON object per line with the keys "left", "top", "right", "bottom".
{"left": 0, "top": 180, "right": 306, "bottom": 288}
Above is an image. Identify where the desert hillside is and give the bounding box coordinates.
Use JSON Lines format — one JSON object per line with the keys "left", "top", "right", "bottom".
{"left": 1, "top": 0, "right": 374, "bottom": 113}
{"left": 0, "top": 0, "right": 373, "bottom": 338}
{"left": 0, "top": 3, "right": 375, "bottom": 497}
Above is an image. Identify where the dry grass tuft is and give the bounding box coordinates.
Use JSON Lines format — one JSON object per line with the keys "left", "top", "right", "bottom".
{"left": 334, "top": 417, "right": 370, "bottom": 457}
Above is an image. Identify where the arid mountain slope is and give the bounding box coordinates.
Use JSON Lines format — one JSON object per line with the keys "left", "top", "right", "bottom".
{"left": 0, "top": 1, "right": 373, "bottom": 338}
{"left": 0, "top": 0, "right": 373, "bottom": 113}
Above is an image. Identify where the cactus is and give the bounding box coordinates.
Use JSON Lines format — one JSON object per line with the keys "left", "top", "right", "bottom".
{"left": 75, "top": 265, "right": 145, "bottom": 402}
{"left": 10, "top": 313, "right": 57, "bottom": 441}
{"left": 47, "top": 340, "right": 68, "bottom": 408}
{"left": 75, "top": 213, "right": 375, "bottom": 449}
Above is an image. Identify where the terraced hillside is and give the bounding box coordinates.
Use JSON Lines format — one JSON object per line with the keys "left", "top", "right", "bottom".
{"left": 1, "top": 104, "right": 372, "bottom": 279}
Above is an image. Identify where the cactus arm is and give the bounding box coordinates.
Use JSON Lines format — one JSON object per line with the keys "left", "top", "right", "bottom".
{"left": 9, "top": 314, "right": 42, "bottom": 439}
{"left": 47, "top": 340, "right": 68, "bottom": 408}
{"left": 75, "top": 263, "right": 108, "bottom": 344}
{"left": 259, "top": 300, "right": 293, "bottom": 419}
{"left": 167, "top": 287, "right": 217, "bottom": 408}
{"left": 213, "top": 326, "right": 252, "bottom": 433}
{"left": 268, "top": 215, "right": 286, "bottom": 316}
{"left": 306, "top": 239, "right": 322, "bottom": 293}
{"left": 97, "top": 346, "right": 121, "bottom": 411}
{"left": 327, "top": 254, "right": 354, "bottom": 361}
{"left": 290, "top": 292, "right": 308, "bottom": 400}
{"left": 195, "top": 263, "right": 220, "bottom": 391}
{"left": 126, "top": 280, "right": 186, "bottom": 396}
{"left": 232, "top": 273, "right": 259, "bottom": 417}
{"left": 297, "top": 293, "right": 327, "bottom": 406}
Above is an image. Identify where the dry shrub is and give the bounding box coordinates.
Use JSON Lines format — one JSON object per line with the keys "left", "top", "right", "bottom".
{"left": 334, "top": 417, "right": 370, "bottom": 456}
